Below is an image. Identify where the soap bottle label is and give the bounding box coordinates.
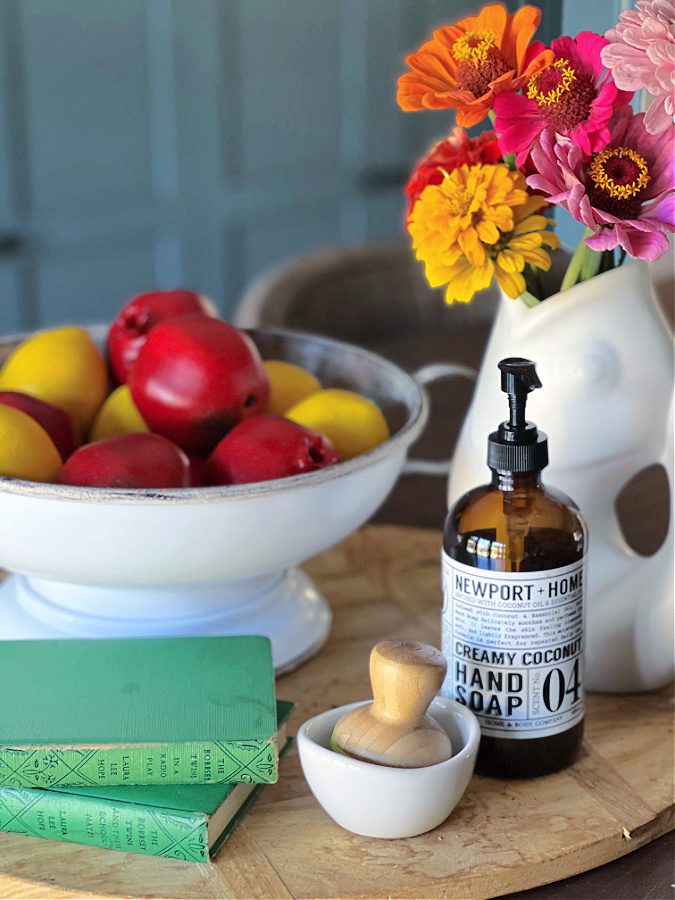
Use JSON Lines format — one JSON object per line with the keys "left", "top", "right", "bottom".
{"left": 441, "top": 553, "right": 584, "bottom": 739}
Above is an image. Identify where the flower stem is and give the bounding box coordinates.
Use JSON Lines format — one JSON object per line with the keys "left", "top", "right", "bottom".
{"left": 520, "top": 290, "right": 541, "bottom": 308}
{"left": 528, "top": 264, "right": 545, "bottom": 300}
{"left": 581, "top": 245, "right": 603, "bottom": 281}
{"left": 560, "top": 229, "right": 594, "bottom": 292}
{"left": 503, "top": 151, "right": 517, "bottom": 171}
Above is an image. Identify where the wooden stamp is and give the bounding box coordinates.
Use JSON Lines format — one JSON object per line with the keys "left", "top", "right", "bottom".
{"left": 331, "top": 640, "right": 453, "bottom": 768}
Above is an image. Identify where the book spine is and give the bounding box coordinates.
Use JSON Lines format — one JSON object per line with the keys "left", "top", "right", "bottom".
{"left": 0, "top": 739, "right": 277, "bottom": 788}
{"left": 0, "top": 786, "right": 208, "bottom": 862}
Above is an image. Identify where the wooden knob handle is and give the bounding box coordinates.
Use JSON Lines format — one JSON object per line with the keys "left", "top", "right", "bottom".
{"left": 370, "top": 640, "right": 447, "bottom": 727}
{"left": 331, "top": 640, "right": 452, "bottom": 768}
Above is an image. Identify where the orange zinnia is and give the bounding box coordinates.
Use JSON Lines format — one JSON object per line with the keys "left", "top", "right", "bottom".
{"left": 397, "top": 3, "right": 554, "bottom": 128}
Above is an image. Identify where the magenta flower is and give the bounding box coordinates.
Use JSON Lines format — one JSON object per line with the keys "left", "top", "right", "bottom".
{"left": 493, "top": 32, "right": 633, "bottom": 165}
{"left": 527, "top": 107, "right": 675, "bottom": 261}
{"left": 601, "top": 0, "right": 675, "bottom": 135}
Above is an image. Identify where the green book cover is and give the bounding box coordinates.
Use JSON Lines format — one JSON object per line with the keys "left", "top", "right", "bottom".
{"left": 0, "top": 702, "right": 294, "bottom": 863}
{"left": 0, "top": 636, "right": 278, "bottom": 788}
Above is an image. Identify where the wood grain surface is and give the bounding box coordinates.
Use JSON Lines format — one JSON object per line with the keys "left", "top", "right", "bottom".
{"left": 0, "top": 525, "right": 672, "bottom": 900}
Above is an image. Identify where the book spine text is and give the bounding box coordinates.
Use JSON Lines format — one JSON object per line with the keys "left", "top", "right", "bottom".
{"left": 0, "top": 787, "right": 208, "bottom": 861}
{"left": 0, "top": 739, "right": 277, "bottom": 788}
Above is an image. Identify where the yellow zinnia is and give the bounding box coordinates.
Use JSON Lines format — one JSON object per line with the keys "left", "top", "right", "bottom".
{"left": 408, "top": 163, "right": 559, "bottom": 304}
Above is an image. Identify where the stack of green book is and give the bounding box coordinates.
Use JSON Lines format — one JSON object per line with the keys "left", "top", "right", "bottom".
{"left": 0, "top": 635, "right": 290, "bottom": 862}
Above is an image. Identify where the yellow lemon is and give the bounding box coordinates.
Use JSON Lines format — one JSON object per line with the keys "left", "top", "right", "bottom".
{"left": 0, "top": 404, "right": 62, "bottom": 482}
{"left": 264, "top": 360, "right": 322, "bottom": 415}
{"left": 90, "top": 384, "right": 149, "bottom": 442}
{"left": 0, "top": 326, "right": 109, "bottom": 435}
{"left": 286, "top": 388, "right": 390, "bottom": 461}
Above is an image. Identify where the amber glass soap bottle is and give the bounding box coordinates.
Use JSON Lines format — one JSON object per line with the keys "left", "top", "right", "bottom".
{"left": 442, "top": 358, "right": 586, "bottom": 778}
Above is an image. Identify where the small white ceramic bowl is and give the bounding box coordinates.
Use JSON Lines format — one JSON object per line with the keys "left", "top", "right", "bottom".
{"left": 297, "top": 697, "right": 481, "bottom": 838}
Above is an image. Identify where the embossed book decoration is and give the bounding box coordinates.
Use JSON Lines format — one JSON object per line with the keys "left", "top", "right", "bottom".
{"left": 0, "top": 636, "right": 279, "bottom": 788}
{"left": 0, "top": 703, "right": 293, "bottom": 862}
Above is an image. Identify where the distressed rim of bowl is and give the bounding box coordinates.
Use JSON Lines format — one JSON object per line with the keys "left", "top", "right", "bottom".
{"left": 0, "top": 326, "right": 428, "bottom": 504}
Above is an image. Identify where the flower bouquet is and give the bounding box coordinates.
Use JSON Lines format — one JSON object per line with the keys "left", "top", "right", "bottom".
{"left": 398, "top": 1, "right": 674, "bottom": 306}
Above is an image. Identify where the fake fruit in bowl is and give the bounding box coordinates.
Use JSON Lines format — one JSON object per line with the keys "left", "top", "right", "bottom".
{"left": 264, "top": 360, "right": 322, "bottom": 415}
{"left": 0, "top": 326, "right": 108, "bottom": 435}
{"left": 130, "top": 315, "right": 269, "bottom": 453}
{"left": 0, "top": 391, "right": 77, "bottom": 461}
{"left": 60, "top": 433, "right": 191, "bottom": 489}
{"left": 90, "top": 385, "right": 149, "bottom": 442}
{"left": 0, "top": 404, "right": 62, "bottom": 482}
{"left": 205, "top": 414, "right": 340, "bottom": 485}
{"left": 107, "top": 289, "right": 217, "bottom": 384}
{"left": 0, "top": 325, "right": 426, "bottom": 674}
{"left": 286, "top": 388, "right": 390, "bottom": 461}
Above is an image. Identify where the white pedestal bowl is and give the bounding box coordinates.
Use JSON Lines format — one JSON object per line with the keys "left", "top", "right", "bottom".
{"left": 0, "top": 327, "right": 428, "bottom": 672}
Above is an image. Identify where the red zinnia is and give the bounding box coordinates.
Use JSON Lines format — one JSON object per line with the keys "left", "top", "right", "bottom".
{"left": 405, "top": 127, "right": 502, "bottom": 216}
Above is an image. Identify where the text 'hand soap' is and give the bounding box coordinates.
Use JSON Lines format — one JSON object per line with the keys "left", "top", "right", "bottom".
{"left": 442, "top": 357, "right": 587, "bottom": 778}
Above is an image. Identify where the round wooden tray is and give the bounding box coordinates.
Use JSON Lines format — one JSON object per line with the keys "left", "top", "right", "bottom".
{"left": 0, "top": 525, "right": 672, "bottom": 900}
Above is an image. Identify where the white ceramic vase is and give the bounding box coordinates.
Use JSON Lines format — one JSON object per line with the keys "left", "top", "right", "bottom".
{"left": 448, "top": 261, "right": 673, "bottom": 694}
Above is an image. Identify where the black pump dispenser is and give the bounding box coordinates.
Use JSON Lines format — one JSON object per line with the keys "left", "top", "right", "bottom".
{"left": 443, "top": 354, "right": 586, "bottom": 778}
{"left": 487, "top": 357, "right": 549, "bottom": 473}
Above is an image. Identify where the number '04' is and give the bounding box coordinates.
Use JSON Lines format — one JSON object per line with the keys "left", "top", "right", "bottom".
{"left": 542, "top": 659, "right": 581, "bottom": 713}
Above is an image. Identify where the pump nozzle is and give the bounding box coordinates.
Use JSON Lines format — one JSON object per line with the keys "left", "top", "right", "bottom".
{"left": 487, "top": 357, "right": 548, "bottom": 473}
{"left": 498, "top": 358, "right": 542, "bottom": 430}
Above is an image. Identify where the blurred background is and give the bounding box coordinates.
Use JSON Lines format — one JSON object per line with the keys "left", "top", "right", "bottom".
{"left": 0, "top": 0, "right": 634, "bottom": 333}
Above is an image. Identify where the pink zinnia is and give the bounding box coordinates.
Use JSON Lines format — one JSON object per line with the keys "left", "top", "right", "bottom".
{"left": 601, "top": 0, "right": 675, "bottom": 135}
{"left": 493, "top": 32, "right": 633, "bottom": 165}
{"left": 405, "top": 127, "right": 502, "bottom": 216}
{"left": 527, "top": 107, "right": 674, "bottom": 261}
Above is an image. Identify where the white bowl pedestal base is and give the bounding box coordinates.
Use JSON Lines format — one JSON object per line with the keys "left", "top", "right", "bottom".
{"left": 0, "top": 568, "right": 332, "bottom": 675}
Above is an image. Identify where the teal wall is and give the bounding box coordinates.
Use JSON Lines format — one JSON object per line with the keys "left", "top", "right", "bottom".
{"left": 0, "top": 0, "right": 631, "bottom": 330}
